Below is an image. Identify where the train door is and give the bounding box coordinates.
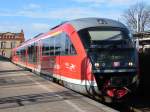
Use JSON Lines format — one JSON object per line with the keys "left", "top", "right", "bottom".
{"left": 59, "top": 32, "right": 78, "bottom": 81}
{"left": 41, "top": 36, "right": 60, "bottom": 79}
{"left": 32, "top": 42, "right": 38, "bottom": 71}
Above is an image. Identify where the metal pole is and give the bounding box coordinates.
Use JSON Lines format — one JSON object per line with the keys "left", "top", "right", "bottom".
{"left": 136, "top": 0, "right": 140, "bottom": 32}
{"left": 137, "top": 13, "right": 139, "bottom": 32}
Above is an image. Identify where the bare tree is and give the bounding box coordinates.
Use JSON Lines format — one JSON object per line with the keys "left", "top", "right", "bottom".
{"left": 122, "top": 2, "right": 150, "bottom": 32}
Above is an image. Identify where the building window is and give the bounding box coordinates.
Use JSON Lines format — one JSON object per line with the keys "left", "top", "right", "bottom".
{"left": 1, "top": 42, "right": 6, "bottom": 49}
{"left": 11, "top": 41, "right": 16, "bottom": 48}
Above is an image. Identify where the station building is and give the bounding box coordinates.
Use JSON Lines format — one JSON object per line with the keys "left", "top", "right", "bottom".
{"left": 133, "top": 30, "right": 150, "bottom": 53}
{"left": 0, "top": 30, "right": 25, "bottom": 58}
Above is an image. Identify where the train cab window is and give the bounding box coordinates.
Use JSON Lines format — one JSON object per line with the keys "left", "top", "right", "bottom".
{"left": 78, "top": 29, "right": 91, "bottom": 49}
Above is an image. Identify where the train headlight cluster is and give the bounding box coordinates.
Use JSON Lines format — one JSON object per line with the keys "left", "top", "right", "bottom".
{"left": 128, "top": 62, "right": 133, "bottom": 67}
{"left": 94, "top": 62, "right": 106, "bottom": 68}
{"left": 94, "top": 63, "right": 100, "bottom": 68}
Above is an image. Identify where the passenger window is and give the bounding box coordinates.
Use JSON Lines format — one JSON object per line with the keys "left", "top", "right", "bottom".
{"left": 42, "top": 38, "right": 49, "bottom": 56}
{"left": 49, "top": 37, "right": 55, "bottom": 56}
{"left": 42, "top": 32, "right": 77, "bottom": 56}
{"left": 55, "top": 35, "right": 61, "bottom": 55}
{"left": 60, "top": 32, "right": 77, "bottom": 55}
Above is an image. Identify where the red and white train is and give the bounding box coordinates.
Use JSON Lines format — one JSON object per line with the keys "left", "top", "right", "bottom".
{"left": 12, "top": 18, "right": 139, "bottom": 102}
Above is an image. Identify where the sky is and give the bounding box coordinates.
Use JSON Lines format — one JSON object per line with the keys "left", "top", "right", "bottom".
{"left": 0, "top": 0, "right": 149, "bottom": 40}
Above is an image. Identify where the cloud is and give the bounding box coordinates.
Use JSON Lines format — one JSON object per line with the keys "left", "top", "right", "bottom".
{"left": 19, "top": 7, "right": 122, "bottom": 20}
{"left": 1, "top": 0, "right": 146, "bottom": 20}
{"left": 23, "top": 3, "right": 41, "bottom": 10}
{"left": 31, "top": 23, "right": 49, "bottom": 31}
{"left": 46, "top": 7, "right": 100, "bottom": 19}
{"left": 28, "top": 3, "right": 41, "bottom": 9}
{"left": 0, "top": 22, "right": 50, "bottom": 39}
{"left": 0, "top": 7, "right": 100, "bottom": 19}
{"left": 23, "top": 23, "right": 50, "bottom": 39}
{"left": 0, "top": 24, "right": 21, "bottom": 32}
{"left": 72, "top": 0, "right": 140, "bottom": 7}
{"left": 0, "top": 2, "right": 126, "bottom": 40}
{"left": 72, "top": 0, "right": 104, "bottom": 4}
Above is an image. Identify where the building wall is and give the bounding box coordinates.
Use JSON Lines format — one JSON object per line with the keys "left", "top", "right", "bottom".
{"left": 0, "top": 30, "right": 25, "bottom": 58}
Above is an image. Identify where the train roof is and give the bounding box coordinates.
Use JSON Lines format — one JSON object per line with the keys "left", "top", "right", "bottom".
{"left": 67, "top": 18, "right": 127, "bottom": 31}
{"left": 16, "top": 18, "right": 128, "bottom": 49}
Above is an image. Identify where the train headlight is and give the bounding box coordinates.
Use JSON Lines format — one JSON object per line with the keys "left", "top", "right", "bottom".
{"left": 128, "top": 62, "right": 133, "bottom": 67}
{"left": 94, "top": 63, "right": 100, "bottom": 68}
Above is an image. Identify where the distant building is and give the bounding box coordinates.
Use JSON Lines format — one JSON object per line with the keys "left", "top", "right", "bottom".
{"left": 0, "top": 30, "right": 25, "bottom": 58}
{"left": 133, "top": 31, "right": 150, "bottom": 53}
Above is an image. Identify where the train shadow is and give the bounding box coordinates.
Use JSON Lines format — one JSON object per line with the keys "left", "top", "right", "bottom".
{"left": 0, "top": 55, "right": 10, "bottom": 62}
{"left": 118, "top": 53, "right": 150, "bottom": 111}
{"left": 138, "top": 53, "right": 150, "bottom": 95}
{"left": 0, "top": 91, "right": 82, "bottom": 109}
{"left": 108, "top": 53, "right": 150, "bottom": 112}
{"left": 130, "top": 53, "right": 150, "bottom": 109}
{"left": 0, "top": 69, "right": 27, "bottom": 73}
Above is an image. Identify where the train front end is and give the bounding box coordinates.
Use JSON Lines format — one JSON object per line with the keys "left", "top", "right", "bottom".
{"left": 77, "top": 19, "right": 139, "bottom": 102}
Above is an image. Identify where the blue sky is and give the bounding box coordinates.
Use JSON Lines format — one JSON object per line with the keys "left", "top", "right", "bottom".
{"left": 0, "top": 0, "right": 149, "bottom": 40}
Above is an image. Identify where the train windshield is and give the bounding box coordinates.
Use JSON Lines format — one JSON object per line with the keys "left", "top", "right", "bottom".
{"left": 88, "top": 30, "right": 122, "bottom": 41}
{"left": 78, "top": 28, "right": 136, "bottom": 68}
{"left": 78, "top": 28, "right": 134, "bottom": 49}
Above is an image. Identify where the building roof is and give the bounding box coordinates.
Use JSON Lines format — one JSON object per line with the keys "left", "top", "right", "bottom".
{"left": 0, "top": 30, "right": 24, "bottom": 41}
{"left": 133, "top": 30, "right": 150, "bottom": 38}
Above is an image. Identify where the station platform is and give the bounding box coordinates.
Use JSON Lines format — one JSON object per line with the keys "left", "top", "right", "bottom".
{"left": 0, "top": 57, "right": 118, "bottom": 112}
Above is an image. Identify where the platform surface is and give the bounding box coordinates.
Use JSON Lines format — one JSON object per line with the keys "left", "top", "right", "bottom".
{"left": 0, "top": 57, "right": 118, "bottom": 112}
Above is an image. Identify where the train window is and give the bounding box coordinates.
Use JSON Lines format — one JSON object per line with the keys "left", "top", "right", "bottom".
{"left": 60, "top": 32, "right": 76, "bottom": 55}
{"left": 20, "top": 48, "right": 26, "bottom": 62}
{"left": 78, "top": 28, "right": 133, "bottom": 50}
{"left": 41, "top": 32, "right": 76, "bottom": 56}
{"left": 49, "top": 37, "right": 55, "bottom": 56}
{"left": 16, "top": 50, "right": 20, "bottom": 56}
{"left": 55, "top": 35, "right": 61, "bottom": 55}
{"left": 42, "top": 37, "right": 55, "bottom": 56}
{"left": 66, "top": 33, "right": 76, "bottom": 55}
{"left": 28, "top": 45, "right": 32, "bottom": 63}
{"left": 60, "top": 33, "right": 67, "bottom": 55}
{"left": 88, "top": 30, "right": 122, "bottom": 41}
{"left": 78, "top": 29, "right": 91, "bottom": 49}
{"left": 42, "top": 40, "right": 46, "bottom": 56}
{"left": 27, "top": 43, "right": 37, "bottom": 64}
{"left": 42, "top": 38, "right": 50, "bottom": 56}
